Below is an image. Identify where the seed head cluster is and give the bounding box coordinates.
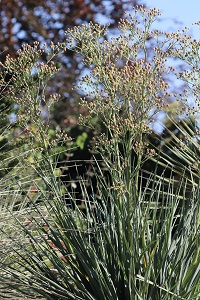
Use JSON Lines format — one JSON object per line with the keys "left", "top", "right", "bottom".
{"left": 66, "top": 5, "right": 188, "bottom": 156}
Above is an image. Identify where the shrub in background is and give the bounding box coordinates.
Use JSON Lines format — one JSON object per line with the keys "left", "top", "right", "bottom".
{"left": 0, "top": 6, "right": 199, "bottom": 300}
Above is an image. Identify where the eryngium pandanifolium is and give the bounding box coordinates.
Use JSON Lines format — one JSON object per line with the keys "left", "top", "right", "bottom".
{"left": 0, "top": 6, "right": 199, "bottom": 300}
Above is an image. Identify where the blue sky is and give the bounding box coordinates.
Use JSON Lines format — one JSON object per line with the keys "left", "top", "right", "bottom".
{"left": 144, "top": 0, "right": 200, "bottom": 40}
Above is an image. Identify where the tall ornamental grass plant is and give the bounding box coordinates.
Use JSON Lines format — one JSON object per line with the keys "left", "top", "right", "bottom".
{"left": 0, "top": 6, "right": 199, "bottom": 299}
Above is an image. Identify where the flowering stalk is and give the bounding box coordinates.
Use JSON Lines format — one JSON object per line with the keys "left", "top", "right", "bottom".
{"left": 66, "top": 6, "right": 176, "bottom": 209}
{"left": 0, "top": 41, "right": 70, "bottom": 198}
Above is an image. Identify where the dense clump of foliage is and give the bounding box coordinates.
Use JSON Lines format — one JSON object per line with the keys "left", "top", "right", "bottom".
{"left": 0, "top": 6, "right": 199, "bottom": 300}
